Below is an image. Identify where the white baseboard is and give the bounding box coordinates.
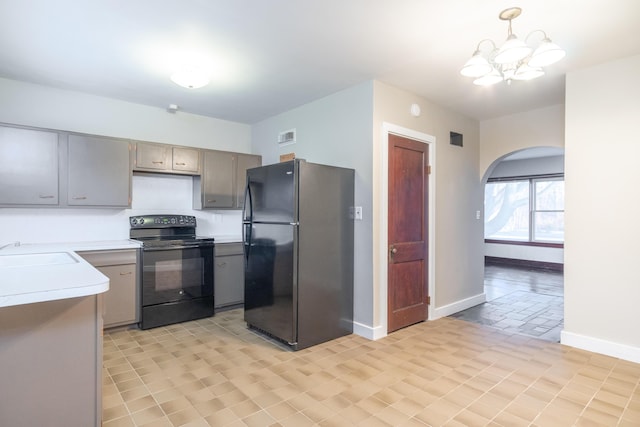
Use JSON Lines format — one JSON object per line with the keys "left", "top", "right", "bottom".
{"left": 561, "top": 330, "right": 640, "bottom": 364}
{"left": 352, "top": 293, "right": 486, "bottom": 341}
{"left": 353, "top": 321, "right": 386, "bottom": 341}
{"left": 429, "top": 293, "right": 486, "bottom": 320}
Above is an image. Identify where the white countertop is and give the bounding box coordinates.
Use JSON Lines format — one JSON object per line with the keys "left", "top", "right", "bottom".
{"left": 0, "top": 240, "right": 140, "bottom": 308}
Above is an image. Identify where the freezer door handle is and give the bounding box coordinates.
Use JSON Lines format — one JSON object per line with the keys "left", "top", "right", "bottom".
{"left": 242, "top": 180, "right": 253, "bottom": 223}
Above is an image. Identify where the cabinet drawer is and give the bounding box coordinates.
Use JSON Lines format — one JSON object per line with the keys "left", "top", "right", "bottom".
{"left": 78, "top": 249, "right": 137, "bottom": 267}
{"left": 215, "top": 242, "right": 243, "bottom": 256}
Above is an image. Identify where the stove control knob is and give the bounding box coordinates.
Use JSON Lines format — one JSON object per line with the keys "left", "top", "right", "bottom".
{"left": 171, "top": 218, "right": 177, "bottom": 224}
{"left": 139, "top": 218, "right": 145, "bottom": 225}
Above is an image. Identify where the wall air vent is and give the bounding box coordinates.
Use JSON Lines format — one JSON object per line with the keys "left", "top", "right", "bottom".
{"left": 278, "top": 129, "right": 296, "bottom": 145}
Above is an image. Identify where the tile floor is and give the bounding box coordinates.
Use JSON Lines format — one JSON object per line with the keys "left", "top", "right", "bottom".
{"left": 103, "top": 308, "right": 640, "bottom": 427}
{"left": 450, "top": 264, "right": 564, "bottom": 342}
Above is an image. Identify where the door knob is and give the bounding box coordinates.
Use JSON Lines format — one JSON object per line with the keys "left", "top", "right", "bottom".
{"left": 390, "top": 246, "right": 397, "bottom": 254}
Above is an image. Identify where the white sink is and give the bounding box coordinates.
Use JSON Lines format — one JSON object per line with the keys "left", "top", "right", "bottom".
{"left": 0, "top": 252, "right": 78, "bottom": 268}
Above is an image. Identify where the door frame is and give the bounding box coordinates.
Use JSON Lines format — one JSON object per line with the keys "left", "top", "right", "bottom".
{"left": 378, "top": 122, "right": 436, "bottom": 337}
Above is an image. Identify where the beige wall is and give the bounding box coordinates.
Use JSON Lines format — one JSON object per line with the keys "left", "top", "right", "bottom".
{"left": 563, "top": 54, "right": 640, "bottom": 361}
{"left": 252, "top": 80, "right": 484, "bottom": 338}
{"left": 372, "top": 81, "right": 483, "bottom": 326}
{"left": 480, "top": 104, "right": 565, "bottom": 178}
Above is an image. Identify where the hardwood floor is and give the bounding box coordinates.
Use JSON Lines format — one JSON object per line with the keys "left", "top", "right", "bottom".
{"left": 450, "top": 264, "right": 564, "bottom": 342}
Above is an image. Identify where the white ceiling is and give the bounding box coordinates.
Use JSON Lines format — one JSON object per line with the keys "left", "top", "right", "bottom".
{"left": 1, "top": 0, "right": 639, "bottom": 124}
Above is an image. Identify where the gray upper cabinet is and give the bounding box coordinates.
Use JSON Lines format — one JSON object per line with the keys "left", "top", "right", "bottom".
{"left": 67, "top": 134, "right": 131, "bottom": 207}
{"left": 194, "top": 150, "right": 235, "bottom": 209}
{"left": 235, "top": 153, "right": 261, "bottom": 209}
{"left": 172, "top": 147, "right": 200, "bottom": 173}
{"left": 134, "top": 142, "right": 200, "bottom": 175}
{"left": 193, "top": 150, "right": 262, "bottom": 210}
{"left": 135, "top": 141, "right": 171, "bottom": 171}
{"left": 0, "top": 125, "right": 59, "bottom": 205}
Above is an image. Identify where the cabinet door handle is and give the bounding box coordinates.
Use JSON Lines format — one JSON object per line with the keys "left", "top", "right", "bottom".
{"left": 175, "top": 162, "right": 186, "bottom": 166}
{"left": 216, "top": 262, "right": 227, "bottom": 267}
{"left": 152, "top": 161, "right": 164, "bottom": 164}
{"left": 119, "top": 271, "right": 132, "bottom": 276}
{"left": 72, "top": 196, "right": 87, "bottom": 200}
{"left": 39, "top": 195, "right": 55, "bottom": 199}
{"left": 207, "top": 199, "right": 217, "bottom": 203}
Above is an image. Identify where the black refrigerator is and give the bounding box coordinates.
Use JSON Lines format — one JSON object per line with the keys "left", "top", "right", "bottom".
{"left": 243, "top": 159, "right": 354, "bottom": 350}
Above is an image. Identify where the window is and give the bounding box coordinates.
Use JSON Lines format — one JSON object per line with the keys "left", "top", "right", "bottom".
{"left": 484, "top": 175, "right": 564, "bottom": 244}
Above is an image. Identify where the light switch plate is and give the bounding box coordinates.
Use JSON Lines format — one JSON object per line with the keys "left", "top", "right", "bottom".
{"left": 355, "top": 206, "right": 363, "bottom": 220}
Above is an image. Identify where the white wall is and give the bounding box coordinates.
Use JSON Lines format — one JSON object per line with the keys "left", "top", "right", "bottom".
{"left": 0, "top": 78, "right": 251, "bottom": 151}
{"left": 0, "top": 78, "right": 252, "bottom": 243}
{"left": 251, "top": 81, "right": 374, "bottom": 330}
{"left": 372, "top": 81, "right": 483, "bottom": 325}
{"left": 563, "top": 54, "right": 640, "bottom": 362}
{"left": 0, "top": 175, "right": 242, "bottom": 244}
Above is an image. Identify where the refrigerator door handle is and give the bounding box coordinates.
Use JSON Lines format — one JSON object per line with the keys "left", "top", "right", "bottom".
{"left": 243, "top": 222, "right": 252, "bottom": 265}
{"left": 242, "top": 180, "right": 253, "bottom": 265}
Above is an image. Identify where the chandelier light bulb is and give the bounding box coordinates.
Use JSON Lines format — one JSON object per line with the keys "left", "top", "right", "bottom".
{"left": 528, "top": 38, "right": 566, "bottom": 67}
{"left": 494, "top": 35, "right": 532, "bottom": 64}
{"left": 513, "top": 64, "right": 545, "bottom": 81}
{"left": 460, "top": 52, "right": 493, "bottom": 77}
{"left": 460, "top": 7, "right": 564, "bottom": 86}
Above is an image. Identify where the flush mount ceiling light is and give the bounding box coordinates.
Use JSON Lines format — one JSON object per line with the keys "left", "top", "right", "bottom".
{"left": 170, "top": 67, "right": 210, "bottom": 89}
{"left": 460, "top": 7, "right": 566, "bottom": 86}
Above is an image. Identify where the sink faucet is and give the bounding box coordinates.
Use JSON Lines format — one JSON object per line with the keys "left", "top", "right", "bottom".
{"left": 0, "top": 241, "right": 20, "bottom": 250}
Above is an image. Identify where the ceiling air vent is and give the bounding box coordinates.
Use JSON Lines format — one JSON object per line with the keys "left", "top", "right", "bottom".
{"left": 278, "top": 129, "right": 296, "bottom": 145}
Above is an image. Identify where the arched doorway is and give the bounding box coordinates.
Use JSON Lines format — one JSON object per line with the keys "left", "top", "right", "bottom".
{"left": 452, "top": 146, "right": 565, "bottom": 342}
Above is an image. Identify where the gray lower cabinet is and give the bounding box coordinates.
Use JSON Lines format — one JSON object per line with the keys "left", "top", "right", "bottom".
{"left": 78, "top": 249, "right": 138, "bottom": 328}
{"left": 0, "top": 295, "right": 103, "bottom": 426}
{"left": 68, "top": 134, "right": 132, "bottom": 207}
{"left": 0, "top": 124, "right": 59, "bottom": 205}
{"left": 214, "top": 243, "right": 244, "bottom": 309}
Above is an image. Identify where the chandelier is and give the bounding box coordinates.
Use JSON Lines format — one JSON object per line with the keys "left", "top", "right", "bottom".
{"left": 460, "top": 7, "right": 566, "bottom": 86}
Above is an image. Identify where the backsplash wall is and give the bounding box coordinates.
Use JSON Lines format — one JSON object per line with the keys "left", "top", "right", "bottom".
{"left": 0, "top": 174, "right": 242, "bottom": 245}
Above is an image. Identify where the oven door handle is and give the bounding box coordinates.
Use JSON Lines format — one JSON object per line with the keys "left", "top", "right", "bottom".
{"left": 142, "top": 244, "right": 213, "bottom": 251}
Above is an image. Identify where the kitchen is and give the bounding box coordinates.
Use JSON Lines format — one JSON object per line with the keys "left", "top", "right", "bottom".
{"left": 0, "top": 111, "right": 357, "bottom": 426}
{"left": 2, "top": 0, "right": 640, "bottom": 425}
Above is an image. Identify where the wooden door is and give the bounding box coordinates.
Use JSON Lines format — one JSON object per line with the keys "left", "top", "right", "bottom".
{"left": 388, "top": 133, "right": 429, "bottom": 332}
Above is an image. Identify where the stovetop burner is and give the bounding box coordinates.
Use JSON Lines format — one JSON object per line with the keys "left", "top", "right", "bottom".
{"left": 129, "top": 215, "right": 214, "bottom": 248}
